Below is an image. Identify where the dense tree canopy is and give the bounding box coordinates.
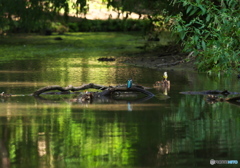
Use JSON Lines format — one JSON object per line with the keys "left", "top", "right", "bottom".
{"left": 104, "top": 0, "right": 177, "bottom": 16}
{"left": 0, "top": 0, "right": 87, "bottom": 32}
{"left": 0, "top": 0, "right": 178, "bottom": 32}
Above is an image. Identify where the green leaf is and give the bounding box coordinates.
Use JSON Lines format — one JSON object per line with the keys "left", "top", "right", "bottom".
{"left": 180, "top": 31, "right": 186, "bottom": 40}
{"left": 206, "top": 14, "right": 211, "bottom": 22}
{"left": 183, "top": 1, "right": 188, "bottom": 6}
{"left": 186, "top": 6, "right": 192, "bottom": 14}
{"left": 228, "top": 0, "right": 234, "bottom": 7}
{"left": 214, "top": 16, "right": 219, "bottom": 24}
{"left": 201, "top": 40, "right": 206, "bottom": 50}
{"left": 198, "top": 5, "right": 206, "bottom": 15}
{"left": 194, "top": 28, "right": 201, "bottom": 35}
{"left": 194, "top": 35, "right": 199, "bottom": 44}
{"left": 189, "top": 7, "right": 198, "bottom": 16}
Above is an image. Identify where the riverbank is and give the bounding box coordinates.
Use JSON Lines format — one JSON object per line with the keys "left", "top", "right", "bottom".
{"left": 122, "top": 48, "right": 196, "bottom": 71}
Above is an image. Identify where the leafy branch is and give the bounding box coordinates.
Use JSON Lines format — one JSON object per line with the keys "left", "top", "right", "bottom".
{"left": 168, "top": 0, "right": 240, "bottom": 74}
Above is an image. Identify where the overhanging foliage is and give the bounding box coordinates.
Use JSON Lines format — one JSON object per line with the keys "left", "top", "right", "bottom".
{"left": 169, "top": 0, "right": 240, "bottom": 73}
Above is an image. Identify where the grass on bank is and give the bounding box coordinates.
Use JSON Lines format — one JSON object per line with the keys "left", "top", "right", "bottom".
{"left": 0, "top": 32, "right": 146, "bottom": 62}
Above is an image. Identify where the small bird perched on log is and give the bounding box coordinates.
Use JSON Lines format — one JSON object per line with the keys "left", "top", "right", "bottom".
{"left": 163, "top": 72, "right": 168, "bottom": 81}
{"left": 127, "top": 79, "right": 133, "bottom": 88}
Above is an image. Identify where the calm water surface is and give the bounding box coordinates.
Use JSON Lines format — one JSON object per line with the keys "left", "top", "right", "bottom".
{"left": 0, "top": 33, "right": 239, "bottom": 168}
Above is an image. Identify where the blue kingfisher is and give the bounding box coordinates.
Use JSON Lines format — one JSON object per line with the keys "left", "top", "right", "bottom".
{"left": 127, "top": 79, "right": 132, "bottom": 88}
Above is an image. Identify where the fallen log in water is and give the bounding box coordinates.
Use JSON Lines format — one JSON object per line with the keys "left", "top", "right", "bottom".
{"left": 205, "top": 95, "right": 240, "bottom": 106}
{"left": 180, "top": 90, "right": 240, "bottom": 106}
{"left": 99, "top": 86, "right": 154, "bottom": 97}
{"left": 179, "top": 90, "right": 240, "bottom": 96}
{"left": 32, "top": 83, "right": 108, "bottom": 96}
{"left": 32, "top": 83, "right": 154, "bottom": 98}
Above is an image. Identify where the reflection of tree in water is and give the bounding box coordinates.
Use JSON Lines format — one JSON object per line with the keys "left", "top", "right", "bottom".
{"left": 1, "top": 105, "right": 140, "bottom": 167}
{"left": 0, "top": 139, "right": 10, "bottom": 168}
{"left": 156, "top": 90, "right": 240, "bottom": 167}
{"left": 2, "top": 86, "right": 240, "bottom": 167}
{"left": 0, "top": 119, "right": 10, "bottom": 168}
{"left": 0, "top": 84, "right": 156, "bottom": 167}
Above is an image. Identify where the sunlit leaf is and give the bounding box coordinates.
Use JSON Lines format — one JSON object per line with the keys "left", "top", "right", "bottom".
{"left": 189, "top": 7, "right": 198, "bottom": 16}
{"left": 201, "top": 40, "right": 206, "bottom": 50}
{"left": 194, "top": 35, "right": 199, "bottom": 44}
{"left": 206, "top": 14, "right": 211, "bottom": 22}
{"left": 186, "top": 5, "right": 192, "bottom": 14}
{"left": 198, "top": 5, "right": 206, "bottom": 15}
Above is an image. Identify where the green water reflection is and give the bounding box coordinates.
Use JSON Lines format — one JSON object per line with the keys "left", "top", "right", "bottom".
{"left": 0, "top": 33, "right": 240, "bottom": 168}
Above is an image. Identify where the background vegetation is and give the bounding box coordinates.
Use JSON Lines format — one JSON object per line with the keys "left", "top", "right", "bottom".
{"left": 0, "top": 0, "right": 239, "bottom": 73}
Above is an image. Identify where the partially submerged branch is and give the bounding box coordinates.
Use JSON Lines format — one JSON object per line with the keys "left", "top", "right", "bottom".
{"left": 179, "top": 90, "right": 240, "bottom": 96}
{"left": 99, "top": 86, "right": 154, "bottom": 97}
{"left": 32, "top": 83, "right": 108, "bottom": 96}
{"left": 180, "top": 90, "right": 240, "bottom": 106}
{"left": 32, "top": 83, "right": 155, "bottom": 98}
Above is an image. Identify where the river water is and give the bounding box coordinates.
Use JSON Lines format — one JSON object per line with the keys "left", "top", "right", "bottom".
{"left": 0, "top": 33, "right": 239, "bottom": 168}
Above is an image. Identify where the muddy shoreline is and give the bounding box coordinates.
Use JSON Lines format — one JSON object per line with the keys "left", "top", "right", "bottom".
{"left": 121, "top": 49, "right": 196, "bottom": 71}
